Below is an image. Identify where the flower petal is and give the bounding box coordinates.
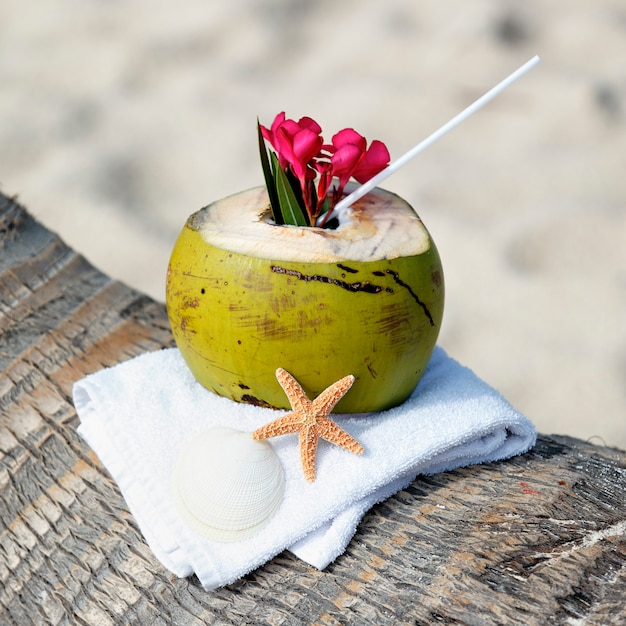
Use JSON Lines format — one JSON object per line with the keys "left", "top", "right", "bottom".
{"left": 293, "top": 128, "right": 323, "bottom": 164}
{"left": 274, "top": 127, "right": 296, "bottom": 170}
{"left": 298, "top": 116, "right": 322, "bottom": 135}
{"left": 332, "top": 128, "right": 366, "bottom": 151}
{"left": 331, "top": 144, "right": 362, "bottom": 173}
{"left": 352, "top": 140, "right": 390, "bottom": 182}
{"left": 331, "top": 144, "right": 362, "bottom": 187}
{"left": 270, "top": 111, "right": 286, "bottom": 135}
{"left": 280, "top": 119, "right": 301, "bottom": 138}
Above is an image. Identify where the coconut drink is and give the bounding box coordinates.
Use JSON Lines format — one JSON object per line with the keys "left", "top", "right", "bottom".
{"left": 166, "top": 186, "right": 443, "bottom": 413}
{"left": 166, "top": 113, "right": 444, "bottom": 413}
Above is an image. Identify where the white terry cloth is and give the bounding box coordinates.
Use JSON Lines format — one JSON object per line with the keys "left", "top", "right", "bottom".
{"left": 74, "top": 346, "right": 536, "bottom": 590}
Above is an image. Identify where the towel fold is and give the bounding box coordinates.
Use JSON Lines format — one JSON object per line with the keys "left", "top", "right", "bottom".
{"left": 74, "top": 347, "right": 536, "bottom": 589}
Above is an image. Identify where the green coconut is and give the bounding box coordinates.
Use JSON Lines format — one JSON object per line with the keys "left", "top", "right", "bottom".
{"left": 166, "top": 185, "right": 444, "bottom": 413}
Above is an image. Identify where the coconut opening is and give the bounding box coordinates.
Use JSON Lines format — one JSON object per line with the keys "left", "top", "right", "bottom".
{"left": 261, "top": 207, "right": 341, "bottom": 231}
{"left": 189, "top": 184, "right": 432, "bottom": 263}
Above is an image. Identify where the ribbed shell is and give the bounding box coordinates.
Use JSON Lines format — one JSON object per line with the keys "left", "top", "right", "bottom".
{"left": 172, "top": 427, "right": 285, "bottom": 542}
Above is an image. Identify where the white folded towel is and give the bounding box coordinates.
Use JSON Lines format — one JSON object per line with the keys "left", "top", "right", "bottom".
{"left": 74, "top": 346, "right": 536, "bottom": 589}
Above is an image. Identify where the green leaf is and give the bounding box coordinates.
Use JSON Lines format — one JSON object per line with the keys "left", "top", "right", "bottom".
{"left": 271, "top": 152, "right": 309, "bottom": 226}
{"left": 285, "top": 165, "right": 305, "bottom": 212}
{"left": 257, "top": 118, "right": 282, "bottom": 224}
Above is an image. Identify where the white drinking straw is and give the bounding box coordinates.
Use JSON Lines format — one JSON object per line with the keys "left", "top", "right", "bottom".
{"left": 318, "top": 55, "right": 540, "bottom": 226}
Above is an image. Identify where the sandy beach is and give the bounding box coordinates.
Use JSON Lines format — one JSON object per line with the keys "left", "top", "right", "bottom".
{"left": 1, "top": 0, "right": 625, "bottom": 449}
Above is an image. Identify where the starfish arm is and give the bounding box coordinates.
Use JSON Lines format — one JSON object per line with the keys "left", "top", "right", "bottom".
{"left": 252, "top": 412, "right": 302, "bottom": 440}
{"left": 299, "top": 427, "right": 319, "bottom": 482}
{"left": 254, "top": 369, "right": 363, "bottom": 482}
{"left": 276, "top": 368, "right": 312, "bottom": 415}
{"left": 312, "top": 374, "right": 355, "bottom": 416}
{"left": 317, "top": 417, "right": 364, "bottom": 455}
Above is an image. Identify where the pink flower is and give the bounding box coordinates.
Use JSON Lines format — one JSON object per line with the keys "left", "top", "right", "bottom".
{"left": 260, "top": 113, "right": 391, "bottom": 226}
{"left": 261, "top": 113, "right": 323, "bottom": 182}
{"left": 330, "top": 128, "right": 390, "bottom": 188}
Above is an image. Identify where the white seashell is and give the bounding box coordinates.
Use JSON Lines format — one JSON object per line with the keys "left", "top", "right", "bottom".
{"left": 172, "top": 427, "right": 285, "bottom": 542}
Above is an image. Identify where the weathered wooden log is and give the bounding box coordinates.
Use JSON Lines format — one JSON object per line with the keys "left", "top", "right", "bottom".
{"left": 1, "top": 191, "right": 625, "bottom": 625}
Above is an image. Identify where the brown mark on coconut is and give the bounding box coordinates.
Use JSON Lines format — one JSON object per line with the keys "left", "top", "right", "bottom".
{"left": 237, "top": 313, "right": 310, "bottom": 341}
{"left": 431, "top": 269, "right": 443, "bottom": 289}
{"left": 384, "top": 270, "right": 435, "bottom": 326}
{"left": 270, "top": 265, "right": 384, "bottom": 294}
{"left": 184, "top": 297, "right": 200, "bottom": 309}
{"left": 240, "top": 394, "right": 275, "bottom": 409}
{"left": 377, "top": 304, "right": 414, "bottom": 345}
{"left": 365, "top": 357, "right": 378, "bottom": 379}
{"left": 179, "top": 316, "right": 197, "bottom": 334}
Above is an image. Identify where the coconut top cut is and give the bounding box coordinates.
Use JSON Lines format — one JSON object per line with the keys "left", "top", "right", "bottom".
{"left": 189, "top": 184, "right": 431, "bottom": 263}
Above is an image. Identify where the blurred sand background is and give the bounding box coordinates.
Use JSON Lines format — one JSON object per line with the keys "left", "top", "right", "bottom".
{"left": 1, "top": 1, "right": 625, "bottom": 449}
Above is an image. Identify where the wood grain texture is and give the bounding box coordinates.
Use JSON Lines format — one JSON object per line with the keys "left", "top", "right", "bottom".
{"left": 1, "top": 191, "right": 625, "bottom": 625}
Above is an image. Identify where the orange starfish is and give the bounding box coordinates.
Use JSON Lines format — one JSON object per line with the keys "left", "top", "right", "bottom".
{"left": 252, "top": 368, "right": 364, "bottom": 482}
